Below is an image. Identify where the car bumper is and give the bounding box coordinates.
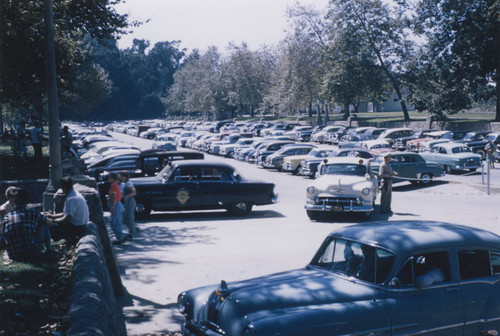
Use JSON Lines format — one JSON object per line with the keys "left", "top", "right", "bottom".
{"left": 305, "top": 196, "right": 374, "bottom": 213}
{"left": 183, "top": 320, "right": 225, "bottom": 336}
{"left": 282, "top": 163, "right": 298, "bottom": 172}
{"left": 305, "top": 204, "right": 374, "bottom": 212}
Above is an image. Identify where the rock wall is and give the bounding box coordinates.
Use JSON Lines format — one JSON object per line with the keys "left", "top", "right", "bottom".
{"left": 68, "top": 222, "right": 126, "bottom": 336}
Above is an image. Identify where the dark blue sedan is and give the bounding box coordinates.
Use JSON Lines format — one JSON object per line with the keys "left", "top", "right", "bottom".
{"left": 178, "top": 221, "right": 500, "bottom": 336}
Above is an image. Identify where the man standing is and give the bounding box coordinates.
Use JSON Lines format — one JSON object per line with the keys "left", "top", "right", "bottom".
{"left": 44, "top": 176, "right": 89, "bottom": 244}
{"left": 379, "top": 153, "right": 397, "bottom": 214}
{"left": 2, "top": 188, "right": 54, "bottom": 262}
{"left": 30, "top": 120, "right": 44, "bottom": 162}
{"left": 119, "top": 171, "right": 136, "bottom": 240}
{"left": 485, "top": 139, "right": 495, "bottom": 169}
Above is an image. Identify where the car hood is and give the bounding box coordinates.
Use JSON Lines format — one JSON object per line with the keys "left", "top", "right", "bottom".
{"left": 205, "top": 267, "right": 377, "bottom": 332}
{"left": 311, "top": 174, "right": 371, "bottom": 189}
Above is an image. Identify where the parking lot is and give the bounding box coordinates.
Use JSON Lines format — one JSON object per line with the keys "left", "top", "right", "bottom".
{"left": 103, "top": 131, "right": 500, "bottom": 335}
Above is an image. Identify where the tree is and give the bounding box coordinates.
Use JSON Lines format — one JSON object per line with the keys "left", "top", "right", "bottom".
{"left": 326, "top": 0, "right": 415, "bottom": 120}
{"left": 409, "top": 0, "right": 499, "bottom": 120}
{"left": 222, "top": 43, "right": 272, "bottom": 118}
{"left": 0, "top": 0, "right": 129, "bottom": 121}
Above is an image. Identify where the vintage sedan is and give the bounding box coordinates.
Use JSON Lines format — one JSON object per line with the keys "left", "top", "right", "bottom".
{"left": 420, "top": 142, "right": 482, "bottom": 173}
{"left": 178, "top": 221, "right": 500, "bottom": 336}
{"left": 305, "top": 157, "right": 378, "bottom": 219}
{"left": 282, "top": 146, "right": 334, "bottom": 175}
{"left": 261, "top": 144, "right": 315, "bottom": 170}
{"left": 370, "top": 152, "right": 444, "bottom": 185}
{"left": 132, "top": 160, "right": 277, "bottom": 217}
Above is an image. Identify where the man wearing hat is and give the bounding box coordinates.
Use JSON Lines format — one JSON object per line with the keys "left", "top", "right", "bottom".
{"left": 379, "top": 152, "right": 397, "bottom": 214}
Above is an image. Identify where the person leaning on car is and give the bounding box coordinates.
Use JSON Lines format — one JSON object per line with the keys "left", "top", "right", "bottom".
{"left": 379, "top": 152, "right": 397, "bottom": 214}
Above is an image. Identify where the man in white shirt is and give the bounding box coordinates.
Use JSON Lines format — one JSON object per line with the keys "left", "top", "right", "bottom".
{"left": 44, "top": 176, "right": 89, "bottom": 244}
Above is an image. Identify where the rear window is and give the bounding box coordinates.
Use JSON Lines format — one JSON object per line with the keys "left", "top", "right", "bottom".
{"left": 458, "top": 249, "right": 500, "bottom": 279}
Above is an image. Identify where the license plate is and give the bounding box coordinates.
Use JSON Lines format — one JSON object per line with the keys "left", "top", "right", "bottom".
{"left": 333, "top": 206, "right": 343, "bottom": 212}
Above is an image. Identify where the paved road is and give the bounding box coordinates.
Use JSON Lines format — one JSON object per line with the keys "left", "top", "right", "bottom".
{"left": 106, "top": 132, "right": 500, "bottom": 335}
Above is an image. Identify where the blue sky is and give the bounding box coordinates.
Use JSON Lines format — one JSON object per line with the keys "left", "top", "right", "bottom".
{"left": 114, "top": 0, "right": 329, "bottom": 53}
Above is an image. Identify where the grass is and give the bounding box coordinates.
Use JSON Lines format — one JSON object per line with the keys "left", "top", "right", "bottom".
{"left": 0, "top": 245, "right": 74, "bottom": 335}
{"left": 1, "top": 140, "right": 72, "bottom": 335}
{"left": 0, "top": 141, "right": 50, "bottom": 181}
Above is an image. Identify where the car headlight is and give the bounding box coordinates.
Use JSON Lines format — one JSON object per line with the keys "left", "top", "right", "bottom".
{"left": 177, "top": 292, "right": 187, "bottom": 314}
{"left": 307, "top": 186, "right": 317, "bottom": 194}
{"left": 243, "top": 324, "right": 256, "bottom": 336}
{"left": 362, "top": 187, "right": 371, "bottom": 195}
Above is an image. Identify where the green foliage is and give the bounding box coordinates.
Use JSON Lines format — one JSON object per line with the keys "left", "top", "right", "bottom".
{"left": 407, "top": 0, "right": 499, "bottom": 120}
{"left": 0, "top": 0, "right": 129, "bottom": 120}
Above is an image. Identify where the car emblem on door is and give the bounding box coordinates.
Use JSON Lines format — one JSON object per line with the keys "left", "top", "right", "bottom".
{"left": 177, "top": 188, "right": 190, "bottom": 204}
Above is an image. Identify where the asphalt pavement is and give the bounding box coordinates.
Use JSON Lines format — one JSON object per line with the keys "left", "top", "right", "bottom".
{"left": 105, "top": 132, "right": 500, "bottom": 335}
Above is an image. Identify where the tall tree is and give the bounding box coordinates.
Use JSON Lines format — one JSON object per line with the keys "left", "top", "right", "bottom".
{"left": 326, "top": 0, "right": 415, "bottom": 120}
{"left": 0, "top": 0, "right": 129, "bottom": 121}
{"left": 409, "top": 0, "right": 499, "bottom": 120}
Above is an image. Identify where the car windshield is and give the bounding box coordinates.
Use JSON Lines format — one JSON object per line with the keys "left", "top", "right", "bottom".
{"left": 322, "top": 164, "right": 367, "bottom": 176}
{"left": 311, "top": 238, "right": 395, "bottom": 285}
{"left": 451, "top": 146, "right": 472, "bottom": 154}
{"left": 463, "top": 133, "right": 475, "bottom": 141}
{"left": 309, "top": 149, "right": 332, "bottom": 158}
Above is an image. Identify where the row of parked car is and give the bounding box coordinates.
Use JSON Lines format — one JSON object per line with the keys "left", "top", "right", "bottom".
{"left": 68, "top": 123, "right": 500, "bottom": 336}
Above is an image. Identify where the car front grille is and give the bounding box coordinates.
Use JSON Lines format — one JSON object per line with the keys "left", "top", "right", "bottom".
{"left": 316, "top": 196, "right": 361, "bottom": 206}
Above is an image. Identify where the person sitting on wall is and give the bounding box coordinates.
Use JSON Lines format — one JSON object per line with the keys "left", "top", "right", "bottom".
{"left": 43, "top": 176, "right": 89, "bottom": 244}
{"left": 1, "top": 188, "right": 54, "bottom": 262}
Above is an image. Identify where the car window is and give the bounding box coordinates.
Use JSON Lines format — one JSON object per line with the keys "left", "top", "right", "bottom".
{"left": 322, "top": 164, "right": 367, "bottom": 176}
{"left": 458, "top": 250, "right": 497, "bottom": 279}
{"left": 144, "top": 157, "right": 160, "bottom": 171}
{"left": 438, "top": 147, "right": 447, "bottom": 154}
{"left": 451, "top": 146, "right": 472, "bottom": 154}
{"left": 200, "top": 167, "right": 232, "bottom": 181}
{"left": 311, "top": 238, "right": 395, "bottom": 285}
{"left": 172, "top": 167, "right": 199, "bottom": 181}
{"left": 395, "top": 251, "right": 450, "bottom": 288}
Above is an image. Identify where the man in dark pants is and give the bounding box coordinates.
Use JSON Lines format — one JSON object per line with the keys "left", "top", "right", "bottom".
{"left": 379, "top": 153, "right": 397, "bottom": 214}
{"left": 30, "top": 120, "right": 44, "bottom": 162}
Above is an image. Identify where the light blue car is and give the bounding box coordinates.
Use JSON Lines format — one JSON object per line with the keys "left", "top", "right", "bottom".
{"left": 420, "top": 142, "right": 482, "bottom": 173}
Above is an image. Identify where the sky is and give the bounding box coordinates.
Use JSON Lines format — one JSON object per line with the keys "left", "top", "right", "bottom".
{"left": 114, "top": 0, "right": 330, "bottom": 54}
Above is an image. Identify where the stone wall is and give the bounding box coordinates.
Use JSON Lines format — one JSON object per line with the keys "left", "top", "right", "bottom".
{"left": 68, "top": 222, "right": 126, "bottom": 336}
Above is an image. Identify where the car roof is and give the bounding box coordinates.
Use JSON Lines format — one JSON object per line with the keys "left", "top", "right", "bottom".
{"left": 330, "top": 221, "right": 500, "bottom": 254}
{"left": 322, "top": 157, "right": 371, "bottom": 165}
{"left": 435, "top": 142, "right": 469, "bottom": 149}
{"left": 171, "top": 160, "right": 235, "bottom": 170}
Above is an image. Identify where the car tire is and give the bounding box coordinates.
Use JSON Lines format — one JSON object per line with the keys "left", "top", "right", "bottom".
{"left": 306, "top": 210, "right": 321, "bottom": 220}
{"left": 469, "top": 168, "right": 477, "bottom": 172}
{"left": 476, "top": 150, "right": 485, "bottom": 160}
{"left": 135, "top": 198, "right": 152, "bottom": 218}
{"left": 292, "top": 167, "right": 300, "bottom": 175}
{"left": 227, "top": 201, "right": 253, "bottom": 216}
{"left": 227, "top": 151, "right": 234, "bottom": 158}
{"left": 445, "top": 165, "right": 453, "bottom": 174}
{"left": 419, "top": 173, "right": 433, "bottom": 184}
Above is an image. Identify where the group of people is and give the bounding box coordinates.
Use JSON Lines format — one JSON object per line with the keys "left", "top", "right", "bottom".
{"left": 107, "top": 171, "right": 137, "bottom": 245}
{"left": 12, "top": 120, "right": 45, "bottom": 163}
{"left": 0, "top": 177, "right": 89, "bottom": 262}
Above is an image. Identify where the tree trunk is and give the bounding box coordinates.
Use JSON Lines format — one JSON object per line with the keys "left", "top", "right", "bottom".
{"left": 308, "top": 101, "right": 313, "bottom": 118}
{"left": 316, "top": 104, "right": 323, "bottom": 125}
{"left": 324, "top": 103, "right": 329, "bottom": 123}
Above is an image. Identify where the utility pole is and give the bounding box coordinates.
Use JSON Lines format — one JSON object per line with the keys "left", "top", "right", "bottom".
{"left": 43, "top": 0, "right": 62, "bottom": 210}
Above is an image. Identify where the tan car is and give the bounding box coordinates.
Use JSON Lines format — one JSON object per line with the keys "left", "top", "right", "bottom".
{"left": 281, "top": 146, "right": 334, "bottom": 175}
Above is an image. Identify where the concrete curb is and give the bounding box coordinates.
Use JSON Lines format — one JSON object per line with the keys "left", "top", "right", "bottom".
{"left": 68, "top": 222, "right": 126, "bottom": 336}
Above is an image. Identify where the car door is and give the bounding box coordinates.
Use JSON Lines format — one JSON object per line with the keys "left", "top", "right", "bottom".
{"left": 197, "top": 166, "right": 234, "bottom": 207}
{"left": 389, "top": 154, "right": 416, "bottom": 182}
{"left": 388, "top": 250, "right": 464, "bottom": 335}
{"left": 154, "top": 166, "right": 201, "bottom": 210}
{"left": 457, "top": 248, "right": 500, "bottom": 335}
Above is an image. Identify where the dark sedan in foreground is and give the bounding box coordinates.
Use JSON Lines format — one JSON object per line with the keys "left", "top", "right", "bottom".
{"left": 178, "top": 221, "right": 500, "bottom": 336}
{"left": 133, "top": 160, "right": 277, "bottom": 217}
